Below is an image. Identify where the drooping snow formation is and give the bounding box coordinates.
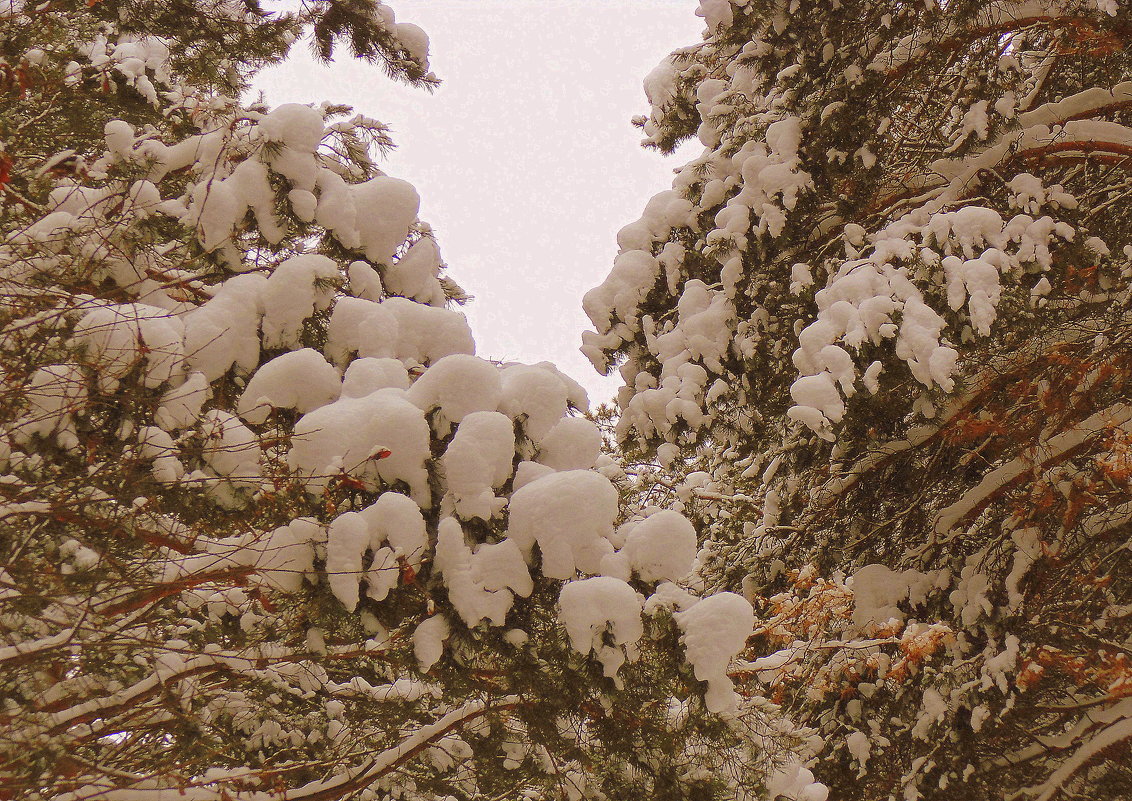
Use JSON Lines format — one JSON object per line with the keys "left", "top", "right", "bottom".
{"left": 505, "top": 469, "right": 620, "bottom": 579}
{"left": 558, "top": 576, "right": 645, "bottom": 682}
{"left": 0, "top": 3, "right": 786, "bottom": 799}
{"left": 619, "top": 509, "right": 698, "bottom": 583}
{"left": 674, "top": 592, "right": 754, "bottom": 713}
{"left": 587, "top": 2, "right": 1132, "bottom": 800}
{"left": 440, "top": 410, "right": 515, "bottom": 520}
{"left": 237, "top": 348, "right": 341, "bottom": 424}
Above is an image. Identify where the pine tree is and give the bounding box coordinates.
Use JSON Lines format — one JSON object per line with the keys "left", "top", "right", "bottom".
{"left": 586, "top": 1, "right": 1131, "bottom": 799}
{"left": 0, "top": 2, "right": 823, "bottom": 800}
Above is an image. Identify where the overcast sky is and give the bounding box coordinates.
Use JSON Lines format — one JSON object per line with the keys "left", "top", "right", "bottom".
{"left": 255, "top": 0, "right": 702, "bottom": 405}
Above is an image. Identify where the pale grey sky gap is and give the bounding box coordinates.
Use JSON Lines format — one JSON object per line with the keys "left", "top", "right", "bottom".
{"left": 256, "top": 0, "right": 701, "bottom": 405}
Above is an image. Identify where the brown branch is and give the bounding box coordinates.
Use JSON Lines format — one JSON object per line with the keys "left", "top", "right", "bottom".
{"left": 96, "top": 566, "right": 255, "bottom": 617}
{"left": 886, "top": 15, "right": 1126, "bottom": 82}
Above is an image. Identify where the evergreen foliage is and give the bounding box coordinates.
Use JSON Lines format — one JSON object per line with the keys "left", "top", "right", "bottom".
{"left": 0, "top": 3, "right": 817, "bottom": 800}
{"left": 586, "top": 1, "right": 1131, "bottom": 799}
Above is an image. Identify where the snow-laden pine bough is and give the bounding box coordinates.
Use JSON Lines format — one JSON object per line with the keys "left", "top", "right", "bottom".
{"left": 0, "top": 2, "right": 827, "bottom": 800}
{"left": 584, "top": 1, "right": 1132, "bottom": 799}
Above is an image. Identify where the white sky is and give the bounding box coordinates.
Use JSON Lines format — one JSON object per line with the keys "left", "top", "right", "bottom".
{"left": 255, "top": 0, "right": 702, "bottom": 405}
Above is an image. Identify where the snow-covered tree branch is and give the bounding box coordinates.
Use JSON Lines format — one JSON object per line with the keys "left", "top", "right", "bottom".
{"left": 586, "top": 0, "right": 1131, "bottom": 798}
{"left": 0, "top": 2, "right": 818, "bottom": 800}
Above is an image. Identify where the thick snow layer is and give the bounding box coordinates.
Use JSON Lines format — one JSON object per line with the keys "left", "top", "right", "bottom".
{"left": 696, "top": 0, "right": 734, "bottom": 32}
{"left": 324, "top": 493, "right": 426, "bottom": 609}
{"left": 499, "top": 363, "right": 571, "bottom": 444}
{"left": 619, "top": 361, "right": 712, "bottom": 442}
{"left": 257, "top": 104, "right": 325, "bottom": 203}
{"left": 643, "top": 57, "right": 680, "bottom": 112}
{"left": 94, "top": 35, "right": 171, "bottom": 103}
{"left": 258, "top": 103, "right": 325, "bottom": 152}
{"left": 130, "top": 123, "right": 225, "bottom": 183}
{"left": 765, "top": 762, "right": 829, "bottom": 801}
{"left": 352, "top": 177, "right": 419, "bottom": 264}
{"left": 506, "top": 470, "right": 619, "bottom": 579}
{"left": 288, "top": 188, "right": 317, "bottom": 222}
{"left": 326, "top": 677, "right": 437, "bottom": 704}
{"left": 162, "top": 519, "right": 317, "bottom": 594}
{"left": 231, "top": 160, "right": 282, "bottom": 243}
{"left": 512, "top": 460, "right": 556, "bottom": 491}
{"left": 383, "top": 236, "right": 445, "bottom": 306}
{"left": 405, "top": 354, "right": 502, "bottom": 433}
{"left": 558, "top": 576, "right": 644, "bottom": 681}
{"left": 790, "top": 373, "right": 846, "bottom": 423}
{"left": 314, "top": 170, "right": 360, "bottom": 248}
{"left": 785, "top": 229, "right": 976, "bottom": 437}
{"left": 238, "top": 348, "right": 341, "bottom": 425}
{"left": 536, "top": 417, "right": 601, "bottom": 471}
{"left": 347, "top": 260, "right": 384, "bottom": 302}
{"left": 619, "top": 510, "right": 698, "bottom": 583}
{"left": 137, "top": 425, "right": 184, "bottom": 484}
{"left": 155, "top": 371, "right": 210, "bottom": 431}
{"left": 393, "top": 21, "right": 430, "bottom": 69}
{"left": 289, "top": 388, "right": 431, "bottom": 505}
{"left": 583, "top": 249, "right": 660, "bottom": 334}
{"left": 723, "top": 117, "right": 813, "bottom": 240}
{"left": 531, "top": 360, "right": 590, "bottom": 411}
{"left": 261, "top": 255, "right": 339, "bottom": 350}
{"left": 341, "top": 357, "right": 410, "bottom": 397}
{"left": 668, "top": 280, "right": 733, "bottom": 373}
{"left": 188, "top": 158, "right": 283, "bottom": 251}
{"left": 325, "top": 513, "right": 369, "bottom": 610}
{"left": 434, "top": 518, "right": 532, "bottom": 627}
{"left": 253, "top": 519, "right": 319, "bottom": 593}
{"left": 324, "top": 298, "right": 384, "bottom": 364}
{"left": 413, "top": 614, "right": 449, "bottom": 672}
{"left": 73, "top": 303, "right": 185, "bottom": 390}
{"left": 183, "top": 274, "right": 266, "bottom": 381}
{"left": 199, "top": 410, "right": 261, "bottom": 486}
{"left": 845, "top": 730, "right": 871, "bottom": 770}
{"left": 326, "top": 296, "right": 474, "bottom": 367}
{"left": 941, "top": 254, "right": 1001, "bottom": 336}
{"left": 1006, "top": 527, "right": 1042, "bottom": 611}
{"left": 674, "top": 592, "right": 754, "bottom": 713}
{"left": 442, "top": 411, "right": 515, "bottom": 520}
{"left": 357, "top": 492, "right": 428, "bottom": 598}
{"left": 615, "top": 189, "right": 693, "bottom": 253}
{"left": 926, "top": 206, "right": 1005, "bottom": 256}
{"left": 383, "top": 297, "right": 476, "bottom": 364}
{"left": 642, "top": 581, "right": 700, "bottom": 617}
